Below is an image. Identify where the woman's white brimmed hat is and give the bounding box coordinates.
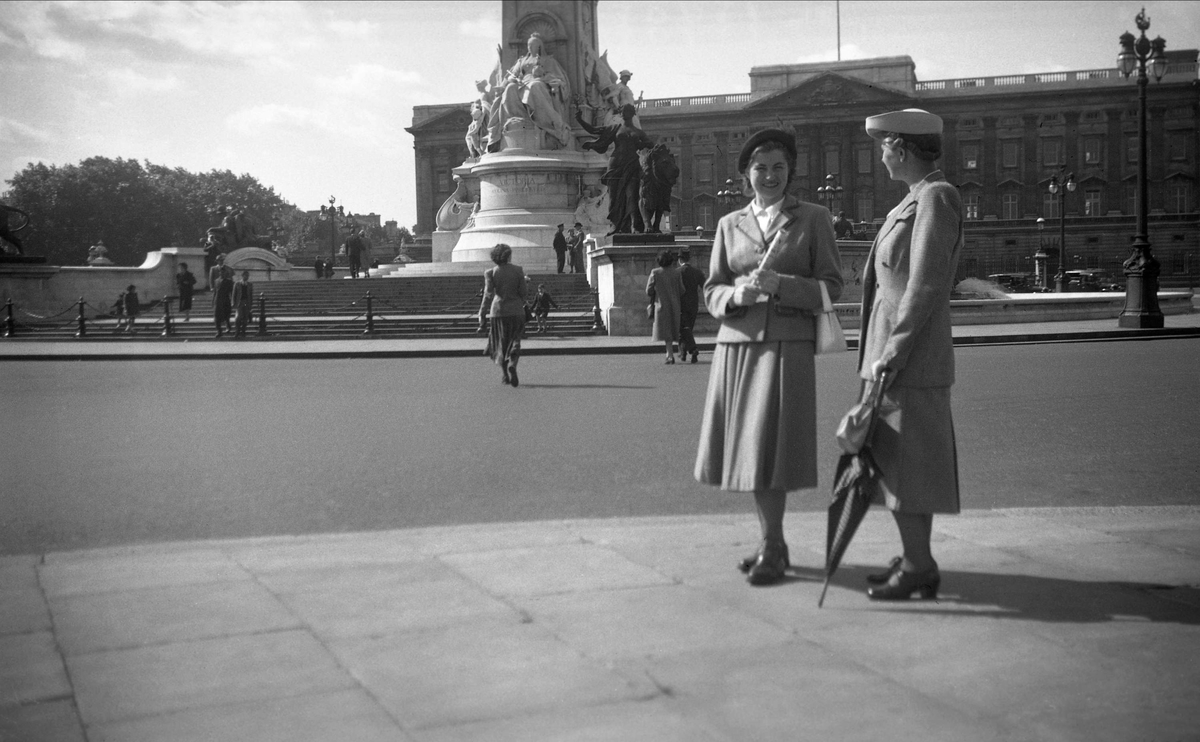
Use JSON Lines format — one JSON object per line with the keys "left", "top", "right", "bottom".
{"left": 865, "top": 109, "right": 943, "bottom": 139}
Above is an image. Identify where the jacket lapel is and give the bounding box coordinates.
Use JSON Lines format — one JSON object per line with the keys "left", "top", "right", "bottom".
{"left": 734, "top": 205, "right": 763, "bottom": 246}
{"left": 765, "top": 196, "right": 802, "bottom": 246}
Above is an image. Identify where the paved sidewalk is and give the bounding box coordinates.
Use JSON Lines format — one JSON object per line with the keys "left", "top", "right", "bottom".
{"left": 3, "top": 507, "right": 1198, "bottom": 741}
{"left": 2, "top": 312, "right": 1200, "bottom": 360}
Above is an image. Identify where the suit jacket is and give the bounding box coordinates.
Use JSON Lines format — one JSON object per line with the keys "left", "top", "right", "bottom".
{"left": 858, "top": 171, "right": 963, "bottom": 388}
{"left": 704, "top": 195, "right": 842, "bottom": 343}
{"left": 480, "top": 262, "right": 528, "bottom": 319}
{"left": 552, "top": 232, "right": 567, "bottom": 254}
{"left": 678, "top": 262, "right": 705, "bottom": 315}
{"left": 232, "top": 280, "right": 254, "bottom": 311}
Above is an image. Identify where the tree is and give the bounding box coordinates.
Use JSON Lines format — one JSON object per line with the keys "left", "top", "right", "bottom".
{"left": 2, "top": 157, "right": 295, "bottom": 265}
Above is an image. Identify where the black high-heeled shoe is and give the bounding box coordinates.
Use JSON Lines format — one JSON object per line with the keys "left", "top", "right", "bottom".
{"left": 744, "top": 540, "right": 789, "bottom": 586}
{"left": 866, "top": 556, "right": 903, "bottom": 585}
{"left": 738, "top": 541, "right": 790, "bottom": 574}
{"left": 867, "top": 565, "right": 940, "bottom": 601}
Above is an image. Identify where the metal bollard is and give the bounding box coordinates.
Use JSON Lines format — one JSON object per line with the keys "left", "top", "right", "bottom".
{"left": 591, "top": 289, "right": 606, "bottom": 334}
{"left": 75, "top": 297, "right": 87, "bottom": 338}
{"left": 256, "top": 295, "right": 268, "bottom": 336}
{"left": 3, "top": 298, "right": 14, "bottom": 337}
{"left": 364, "top": 291, "right": 375, "bottom": 335}
{"left": 161, "top": 296, "right": 174, "bottom": 337}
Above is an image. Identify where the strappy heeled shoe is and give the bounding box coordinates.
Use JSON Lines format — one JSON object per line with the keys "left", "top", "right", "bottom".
{"left": 866, "top": 556, "right": 903, "bottom": 585}
{"left": 867, "top": 565, "right": 940, "bottom": 601}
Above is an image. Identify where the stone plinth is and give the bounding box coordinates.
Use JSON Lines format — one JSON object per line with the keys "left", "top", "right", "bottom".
{"left": 592, "top": 241, "right": 717, "bottom": 337}
{"left": 450, "top": 148, "right": 606, "bottom": 265}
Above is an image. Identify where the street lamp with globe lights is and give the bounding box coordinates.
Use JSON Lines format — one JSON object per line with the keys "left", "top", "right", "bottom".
{"left": 816, "top": 174, "right": 843, "bottom": 213}
{"left": 1047, "top": 171, "right": 1076, "bottom": 292}
{"left": 1116, "top": 7, "right": 1167, "bottom": 327}
{"left": 317, "top": 197, "right": 352, "bottom": 266}
{"left": 717, "top": 177, "right": 743, "bottom": 208}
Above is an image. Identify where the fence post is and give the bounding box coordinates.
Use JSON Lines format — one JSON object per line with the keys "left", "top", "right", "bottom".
{"left": 3, "top": 298, "right": 13, "bottom": 337}
{"left": 75, "top": 297, "right": 86, "bottom": 338}
{"left": 161, "top": 296, "right": 174, "bottom": 337}
{"left": 591, "top": 289, "right": 606, "bottom": 334}
{"left": 364, "top": 291, "right": 376, "bottom": 335}
{"left": 256, "top": 295, "right": 268, "bottom": 337}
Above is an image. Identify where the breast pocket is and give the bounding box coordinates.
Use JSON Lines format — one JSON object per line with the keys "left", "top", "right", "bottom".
{"left": 877, "top": 205, "right": 917, "bottom": 268}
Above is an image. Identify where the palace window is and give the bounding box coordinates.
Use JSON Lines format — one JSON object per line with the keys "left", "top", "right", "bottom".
{"left": 1002, "top": 193, "right": 1020, "bottom": 220}
{"left": 1084, "top": 189, "right": 1102, "bottom": 216}
{"left": 1168, "top": 133, "right": 1188, "bottom": 162}
{"left": 964, "top": 193, "right": 980, "bottom": 220}
{"left": 961, "top": 143, "right": 979, "bottom": 170}
{"left": 856, "top": 146, "right": 873, "bottom": 175}
{"left": 1084, "top": 138, "right": 1103, "bottom": 165}
{"left": 824, "top": 148, "right": 840, "bottom": 176}
{"left": 1001, "top": 141, "right": 1020, "bottom": 169}
{"left": 694, "top": 156, "right": 713, "bottom": 185}
{"left": 1126, "top": 183, "right": 1137, "bottom": 215}
{"left": 1042, "top": 139, "right": 1064, "bottom": 167}
{"left": 1169, "top": 184, "right": 1191, "bottom": 213}
{"left": 695, "top": 200, "right": 714, "bottom": 231}
{"left": 856, "top": 193, "right": 873, "bottom": 222}
{"left": 1043, "top": 192, "right": 1060, "bottom": 219}
{"left": 1126, "top": 136, "right": 1138, "bottom": 163}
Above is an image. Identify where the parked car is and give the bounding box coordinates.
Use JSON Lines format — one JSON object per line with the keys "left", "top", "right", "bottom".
{"left": 1065, "top": 269, "right": 1124, "bottom": 292}
{"left": 987, "top": 273, "right": 1046, "bottom": 293}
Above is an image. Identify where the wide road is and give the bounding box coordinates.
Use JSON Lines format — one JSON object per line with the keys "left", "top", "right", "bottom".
{"left": 2, "top": 338, "right": 1197, "bottom": 555}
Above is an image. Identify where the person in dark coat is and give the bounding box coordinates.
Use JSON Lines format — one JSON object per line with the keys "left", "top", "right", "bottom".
{"left": 693, "top": 128, "right": 843, "bottom": 586}
{"left": 232, "top": 270, "right": 254, "bottom": 338}
{"left": 552, "top": 224, "right": 568, "bottom": 274}
{"left": 208, "top": 254, "right": 225, "bottom": 293}
{"left": 479, "top": 243, "right": 528, "bottom": 386}
{"left": 212, "top": 266, "right": 234, "bottom": 337}
{"left": 646, "top": 249, "right": 684, "bottom": 363}
{"left": 857, "top": 108, "right": 963, "bottom": 601}
{"left": 566, "top": 222, "right": 585, "bottom": 273}
{"left": 346, "top": 230, "right": 364, "bottom": 278}
{"left": 120, "top": 284, "right": 139, "bottom": 333}
{"left": 677, "top": 247, "right": 705, "bottom": 363}
{"left": 314, "top": 256, "right": 325, "bottom": 279}
{"left": 175, "top": 262, "right": 197, "bottom": 321}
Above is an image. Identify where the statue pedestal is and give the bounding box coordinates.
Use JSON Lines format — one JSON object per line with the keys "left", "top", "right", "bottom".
{"left": 450, "top": 148, "right": 606, "bottom": 266}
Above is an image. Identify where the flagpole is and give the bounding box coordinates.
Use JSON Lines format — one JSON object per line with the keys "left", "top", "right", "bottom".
{"left": 836, "top": 0, "right": 841, "bottom": 61}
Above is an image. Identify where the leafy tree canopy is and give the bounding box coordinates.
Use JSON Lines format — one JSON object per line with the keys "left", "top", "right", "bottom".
{"left": 2, "top": 157, "right": 301, "bottom": 266}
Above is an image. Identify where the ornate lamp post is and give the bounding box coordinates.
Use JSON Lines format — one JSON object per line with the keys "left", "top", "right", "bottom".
{"left": 717, "top": 178, "right": 742, "bottom": 208}
{"left": 1116, "top": 8, "right": 1167, "bottom": 327}
{"left": 1034, "top": 217, "right": 1050, "bottom": 291}
{"left": 317, "top": 196, "right": 347, "bottom": 265}
{"left": 816, "top": 174, "right": 844, "bottom": 213}
{"left": 1048, "top": 171, "right": 1076, "bottom": 292}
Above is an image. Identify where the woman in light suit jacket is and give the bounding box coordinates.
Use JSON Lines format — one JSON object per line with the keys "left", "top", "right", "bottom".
{"left": 858, "top": 109, "right": 963, "bottom": 601}
{"left": 694, "top": 129, "right": 843, "bottom": 586}
{"left": 479, "top": 243, "right": 528, "bottom": 387}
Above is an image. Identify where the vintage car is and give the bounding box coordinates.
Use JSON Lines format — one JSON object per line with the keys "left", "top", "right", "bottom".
{"left": 987, "top": 273, "right": 1046, "bottom": 293}
{"left": 1065, "top": 269, "right": 1124, "bottom": 292}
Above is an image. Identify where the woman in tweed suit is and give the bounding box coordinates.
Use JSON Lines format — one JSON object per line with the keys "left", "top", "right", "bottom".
{"left": 858, "top": 109, "right": 963, "bottom": 601}
{"left": 694, "top": 129, "right": 843, "bottom": 586}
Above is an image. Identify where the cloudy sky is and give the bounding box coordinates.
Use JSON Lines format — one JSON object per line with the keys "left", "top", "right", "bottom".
{"left": 1, "top": 1, "right": 1196, "bottom": 228}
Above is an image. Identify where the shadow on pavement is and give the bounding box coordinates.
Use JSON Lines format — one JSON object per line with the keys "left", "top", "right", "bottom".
{"left": 825, "top": 565, "right": 1200, "bottom": 624}
{"left": 519, "top": 383, "right": 657, "bottom": 389}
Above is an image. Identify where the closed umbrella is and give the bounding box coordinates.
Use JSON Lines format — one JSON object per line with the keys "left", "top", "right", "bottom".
{"left": 818, "top": 371, "right": 890, "bottom": 608}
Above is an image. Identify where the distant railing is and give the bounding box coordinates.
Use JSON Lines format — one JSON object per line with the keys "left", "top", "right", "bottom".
{"left": 915, "top": 63, "right": 1195, "bottom": 92}
{"left": 642, "top": 92, "right": 755, "bottom": 109}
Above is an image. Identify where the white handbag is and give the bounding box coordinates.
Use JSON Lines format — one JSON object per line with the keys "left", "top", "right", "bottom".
{"left": 815, "top": 280, "right": 848, "bottom": 355}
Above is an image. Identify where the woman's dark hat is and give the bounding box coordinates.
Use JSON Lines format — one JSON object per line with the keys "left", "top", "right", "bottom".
{"left": 738, "top": 128, "right": 797, "bottom": 172}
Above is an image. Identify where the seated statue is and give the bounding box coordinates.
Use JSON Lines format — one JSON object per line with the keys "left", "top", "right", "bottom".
{"left": 487, "top": 33, "right": 573, "bottom": 151}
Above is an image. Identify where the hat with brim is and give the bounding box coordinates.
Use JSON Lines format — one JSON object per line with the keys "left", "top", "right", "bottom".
{"left": 865, "top": 108, "right": 943, "bottom": 139}
{"left": 738, "top": 128, "right": 797, "bottom": 173}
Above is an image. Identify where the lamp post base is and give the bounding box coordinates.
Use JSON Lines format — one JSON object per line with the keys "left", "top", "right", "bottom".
{"left": 1119, "top": 242, "right": 1164, "bottom": 328}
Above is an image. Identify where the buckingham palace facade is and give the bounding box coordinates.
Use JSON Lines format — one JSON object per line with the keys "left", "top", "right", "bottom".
{"left": 409, "top": 52, "right": 1199, "bottom": 284}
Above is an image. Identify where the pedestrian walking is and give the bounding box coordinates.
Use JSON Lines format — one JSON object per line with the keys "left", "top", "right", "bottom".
{"left": 646, "top": 249, "right": 684, "bottom": 363}
{"left": 232, "top": 270, "right": 254, "bottom": 338}
{"left": 531, "top": 283, "right": 558, "bottom": 333}
{"left": 212, "top": 265, "right": 234, "bottom": 337}
{"left": 855, "top": 108, "right": 963, "bottom": 601}
{"left": 693, "top": 128, "right": 843, "bottom": 586}
{"left": 479, "top": 243, "right": 528, "bottom": 387}
{"left": 677, "top": 247, "right": 705, "bottom": 363}
{"left": 175, "top": 262, "right": 197, "bottom": 321}
{"left": 346, "top": 230, "right": 364, "bottom": 278}
{"left": 120, "top": 284, "right": 140, "bottom": 334}
{"left": 552, "top": 224, "right": 568, "bottom": 274}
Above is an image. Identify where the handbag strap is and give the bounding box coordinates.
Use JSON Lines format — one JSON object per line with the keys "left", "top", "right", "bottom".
{"left": 818, "top": 280, "right": 833, "bottom": 313}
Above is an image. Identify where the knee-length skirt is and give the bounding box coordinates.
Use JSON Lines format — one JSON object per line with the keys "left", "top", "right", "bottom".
{"left": 694, "top": 340, "right": 817, "bottom": 492}
{"left": 485, "top": 316, "right": 524, "bottom": 366}
{"left": 869, "top": 385, "right": 960, "bottom": 514}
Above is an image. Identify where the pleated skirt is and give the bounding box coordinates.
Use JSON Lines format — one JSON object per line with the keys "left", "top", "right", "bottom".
{"left": 486, "top": 316, "right": 524, "bottom": 367}
{"left": 694, "top": 340, "right": 817, "bottom": 493}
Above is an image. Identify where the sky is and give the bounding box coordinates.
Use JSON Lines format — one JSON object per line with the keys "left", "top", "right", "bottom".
{"left": 1, "top": 1, "right": 1197, "bottom": 229}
